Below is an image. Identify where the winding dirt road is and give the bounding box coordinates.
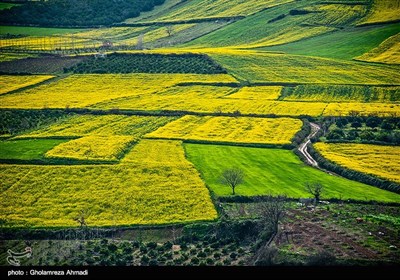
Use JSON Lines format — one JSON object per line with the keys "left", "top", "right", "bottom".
{"left": 298, "top": 122, "right": 320, "bottom": 167}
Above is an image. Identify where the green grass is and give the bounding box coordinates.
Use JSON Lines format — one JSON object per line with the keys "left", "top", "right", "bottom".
{"left": 0, "top": 3, "right": 19, "bottom": 10}
{"left": 0, "top": 139, "right": 67, "bottom": 160}
{"left": 184, "top": 0, "right": 311, "bottom": 48}
{"left": 184, "top": 144, "right": 400, "bottom": 203}
{"left": 262, "top": 23, "right": 400, "bottom": 60}
{"left": 0, "top": 26, "right": 83, "bottom": 36}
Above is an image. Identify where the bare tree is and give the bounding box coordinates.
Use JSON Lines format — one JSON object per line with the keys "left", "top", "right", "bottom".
{"left": 73, "top": 209, "right": 90, "bottom": 227}
{"left": 258, "top": 197, "right": 286, "bottom": 241}
{"left": 221, "top": 168, "right": 244, "bottom": 195}
{"left": 166, "top": 25, "right": 174, "bottom": 37}
{"left": 136, "top": 33, "right": 144, "bottom": 50}
{"left": 253, "top": 196, "right": 286, "bottom": 265}
{"left": 305, "top": 182, "right": 323, "bottom": 205}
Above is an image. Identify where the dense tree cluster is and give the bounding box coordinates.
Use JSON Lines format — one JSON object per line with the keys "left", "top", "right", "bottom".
{"left": 325, "top": 116, "right": 400, "bottom": 145}
{"left": 0, "top": 110, "right": 71, "bottom": 135}
{"left": 65, "top": 53, "right": 227, "bottom": 74}
{"left": 0, "top": 0, "right": 165, "bottom": 27}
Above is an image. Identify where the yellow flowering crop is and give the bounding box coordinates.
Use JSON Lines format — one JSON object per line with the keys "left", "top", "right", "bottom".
{"left": 226, "top": 86, "right": 282, "bottom": 100}
{"left": 0, "top": 75, "right": 54, "bottom": 95}
{"left": 0, "top": 74, "right": 237, "bottom": 109}
{"left": 0, "top": 161, "right": 217, "bottom": 227}
{"left": 16, "top": 115, "right": 176, "bottom": 138}
{"left": 315, "top": 143, "right": 400, "bottom": 184}
{"left": 323, "top": 102, "right": 400, "bottom": 117}
{"left": 45, "top": 135, "right": 135, "bottom": 161}
{"left": 358, "top": 0, "right": 400, "bottom": 25}
{"left": 146, "top": 116, "right": 302, "bottom": 145}
{"left": 148, "top": 0, "right": 292, "bottom": 22}
{"left": 356, "top": 33, "right": 400, "bottom": 65}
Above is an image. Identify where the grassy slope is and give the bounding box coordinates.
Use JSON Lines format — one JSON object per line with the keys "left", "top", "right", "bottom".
{"left": 356, "top": 32, "right": 400, "bottom": 64}
{"left": 184, "top": 144, "right": 400, "bottom": 203}
{"left": 183, "top": 1, "right": 311, "bottom": 48}
{"left": 0, "top": 139, "right": 67, "bottom": 160}
{"left": 262, "top": 23, "right": 400, "bottom": 60}
{"left": 0, "top": 26, "right": 83, "bottom": 36}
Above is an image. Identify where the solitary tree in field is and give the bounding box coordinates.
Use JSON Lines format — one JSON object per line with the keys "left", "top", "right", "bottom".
{"left": 305, "top": 182, "right": 323, "bottom": 205}
{"left": 166, "top": 25, "right": 174, "bottom": 37}
{"left": 221, "top": 168, "right": 244, "bottom": 195}
{"left": 136, "top": 33, "right": 144, "bottom": 50}
{"left": 73, "top": 209, "right": 90, "bottom": 227}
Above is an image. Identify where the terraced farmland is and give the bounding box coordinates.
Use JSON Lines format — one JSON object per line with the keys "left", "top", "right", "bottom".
{"left": 0, "top": 162, "right": 217, "bottom": 227}
{"left": 146, "top": 116, "right": 302, "bottom": 145}
{"left": 16, "top": 115, "right": 177, "bottom": 139}
{"left": 44, "top": 135, "right": 135, "bottom": 162}
{"left": 0, "top": 0, "right": 399, "bottom": 267}
{"left": 184, "top": 144, "right": 400, "bottom": 202}
{"left": 0, "top": 75, "right": 54, "bottom": 95}
{"left": 314, "top": 143, "right": 400, "bottom": 184}
{"left": 0, "top": 74, "right": 237, "bottom": 109}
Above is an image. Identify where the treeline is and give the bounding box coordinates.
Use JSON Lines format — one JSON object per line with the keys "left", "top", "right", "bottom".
{"left": 0, "top": 0, "right": 165, "bottom": 27}
{"left": 0, "top": 109, "right": 72, "bottom": 135}
{"left": 65, "top": 53, "right": 227, "bottom": 74}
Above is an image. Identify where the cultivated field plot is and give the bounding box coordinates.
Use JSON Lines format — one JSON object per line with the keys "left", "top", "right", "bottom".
{"left": 0, "top": 74, "right": 237, "bottom": 109}
{"left": 281, "top": 85, "right": 400, "bottom": 103}
{"left": 263, "top": 23, "right": 400, "bottom": 61}
{"left": 146, "top": 116, "right": 302, "bottom": 145}
{"left": 184, "top": 144, "right": 400, "bottom": 202}
{"left": 0, "top": 75, "right": 54, "bottom": 95}
{"left": 227, "top": 86, "right": 282, "bottom": 100}
{"left": 17, "top": 115, "right": 176, "bottom": 139}
{"left": 356, "top": 33, "right": 400, "bottom": 65}
{"left": 0, "top": 139, "right": 67, "bottom": 160}
{"left": 314, "top": 143, "right": 400, "bottom": 184}
{"left": 323, "top": 102, "right": 400, "bottom": 117}
{"left": 45, "top": 135, "right": 135, "bottom": 161}
{"left": 122, "top": 139, "right": 189, "bottom": 166}
{"left": 0, "top": 139, "right": 218, "bottom": 227}
{"left": 139, "top": 0, "right": 292, "bottom": 22}
{"left": 0, "top": 56, "right": 85, "bottom": 74}
{"left": 96, "top": 85, "right": 327, "bottom": 116}
{"left": 211, "top": 52, "right": 400, "bottom": 84}
{"left": 358, "top": 0, "right": 400, "bottom": 25}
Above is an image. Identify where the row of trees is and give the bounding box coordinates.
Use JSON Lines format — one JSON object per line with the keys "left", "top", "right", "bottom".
{"left": 65, "top": 53, "right": 227, "bottom": 74}
{"left": 0, "top": 110, "right": 71, "bottom": 135}
{"left": 0, "top": 0, "right": 165, "bottom": 27}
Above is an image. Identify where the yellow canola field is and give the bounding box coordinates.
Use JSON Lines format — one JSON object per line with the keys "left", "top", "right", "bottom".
{"left": 45, "top": 135, "right": 135, "bottom": 161}
{"left": 0, "top": 162, "right": 217, "bottom": 227}
{"left": 122, "top": 139, "right": 189, "bottom": 166}
{"left": 227, "top": 86, "right": 282, "bottom": 100}
{"left": 315, "top": 143, "right": 400, "bottom": 184}
{"left": 356, "top": 33, "right": 400, "bottom": 65}
{"left": 359, "top": 0, "right": 400, "bottom": 25}
{"left": 0, "top": 74, "right": 237, "bottom": 109}
{"left": 146, "top": 116, "right": 302, "bottom": 145}
{"left": 282, "top": 85, "right": 400, "bottom": 103}
{"left": 96, "top": 85, "right": 327, "bottom": 116}
{"left": 305, "top": 4, "right": 367, "bottom": 26}
{"left": 16, "top": 115, "right": 176, "bottom": 138}
{"left": 0, "top": 75, "right": 54, "bottom": 95}
{"left": 240, "top": 26, "right": 335, "bottom": 49}
{"left": 211, "top": 52, "right": 400, "bottom": 85}
{"left": 323, "top": 102, "right": 400, "bottom": 117}
{"left": 150, "top": 0, "right": 293, "bottom": 21}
